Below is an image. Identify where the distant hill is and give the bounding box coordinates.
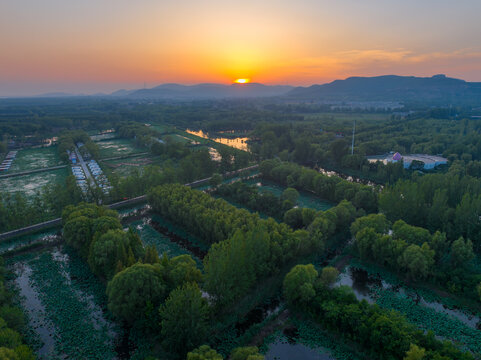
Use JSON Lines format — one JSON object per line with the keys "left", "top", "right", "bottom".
{"left": 286, "top": 75, "right": 481, "bottom": 104}
{"left": 123, "top": 83, "right": 293, "bottom": 99}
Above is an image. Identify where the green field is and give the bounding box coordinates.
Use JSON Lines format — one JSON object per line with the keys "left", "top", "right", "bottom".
{"left": 101, "top": 154, "right": 162, "bottom": 177}
{"left": 8, "top": 146, "right": 62, "bottom": 172}
{"left": 0, "top": 167, "right": 69, "bottom": 197}
{"left": 97, "top": 138, "right": 146, "bottom": 159}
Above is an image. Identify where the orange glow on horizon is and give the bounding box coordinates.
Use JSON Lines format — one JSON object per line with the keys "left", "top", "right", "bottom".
{"left": 234, "top": 78, "right": 250, "bottom": 84}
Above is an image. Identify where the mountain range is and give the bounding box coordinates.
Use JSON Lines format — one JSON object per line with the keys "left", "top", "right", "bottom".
{"left": 34, "top": 75, "right": 481, "bottom": 104}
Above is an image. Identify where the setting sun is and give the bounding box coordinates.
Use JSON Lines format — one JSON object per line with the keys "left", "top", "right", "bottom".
{"left": 234, "top": 78, "right": 250, "bottom": 84}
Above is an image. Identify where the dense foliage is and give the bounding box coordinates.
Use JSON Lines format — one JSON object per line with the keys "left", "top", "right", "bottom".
{"left": 351, "top": 214, "right": 480, "bottom": 300}
{"left": 284, "top": 264, "right": 474, "bottom": 360}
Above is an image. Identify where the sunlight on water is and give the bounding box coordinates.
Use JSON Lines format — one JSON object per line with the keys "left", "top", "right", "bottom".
{"left": 186, "top": 129, "right": 250, "bottom": 151}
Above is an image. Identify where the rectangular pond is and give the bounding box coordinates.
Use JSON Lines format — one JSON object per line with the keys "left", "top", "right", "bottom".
{"left": 7, "top": 246, "right": 125, "bottom": 360}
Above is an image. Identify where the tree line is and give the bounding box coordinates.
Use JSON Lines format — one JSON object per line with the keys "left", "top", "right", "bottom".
{"left": 259, "top": 159, "right": 378, "bottom": 214}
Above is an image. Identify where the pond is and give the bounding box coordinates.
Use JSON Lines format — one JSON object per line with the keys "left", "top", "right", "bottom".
{"left": 336, "top": 262, "right": 481, "bottom": 354}
{"left": 264, "top": 327, "right": 335, "bottom": 360}
{"left": 244, "top": 178, "right": 334, "bottom": 211}
{"left": 335, "top": 266, "right": 384, "bottom": 304}
{"left": 186, "top": 129, "right": 250, "bottom": 151}
{"left": 7, "top": 246, "right": 126, "bottom": 359}
{"left": 265, "top": 340, "right": 334, "bottom": 360}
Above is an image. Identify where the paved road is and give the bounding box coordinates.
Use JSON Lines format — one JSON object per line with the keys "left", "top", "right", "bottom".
{"left": 74, "top": 146, "right": 94, "bottom": 183}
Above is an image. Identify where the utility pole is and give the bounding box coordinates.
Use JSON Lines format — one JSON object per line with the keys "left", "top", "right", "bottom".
{"left": 351, "top": 119, "right": 356, "bottom": 155}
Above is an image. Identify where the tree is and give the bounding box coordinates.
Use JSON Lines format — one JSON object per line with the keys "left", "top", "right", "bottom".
{"left": 319, "top": 266, "right": 339, "bottom": 286}
{"left": 283, "top": 208, "right": 303, "bottom": 229}
{"left": 355, "top": 227, "right": 379, "bottom": 260}
{"left": 350, "top": 214, "right": 390, "bottom": 237}
{"left": 403, "top": 344, "right": 425, "bottom": 360}
{"left": 165, "top": 255, "right": 202, "bottom": 291}
{"left": 230, "top": 346, "right": 264, "bottom": 360}
{"left": 159, "top": 283, "right": 209, "bottom": 356}
{"left": 63, "top": 216, "right": 92, "bottom": 258}
{"left": 282, "top": 188, "right": 299, "bottom": 204}
{"left": 209, "top": 174, "right": 223, "bottom": 188}
{"left": 187, "top": 345, "right": 222, "bottom": 360}
{"left": 107, "top": 263, "right": 166, "bottom": 325}
{"left": 398, "top": 244, "right": 434, "bottom": 280}
{"left": 450, "top": 237, "right": 475, "bottom": 267}
{"left": 88, "top": 229, "right": 133, "bottom": 279}
{"left": 283, "top": 264, "right": 318, "bottom": 305}
{"left": 477, "top": 282, "right": 481, "bottom": 302}
{"left": 144, "top": 245, "right": 160, "bottom": 264}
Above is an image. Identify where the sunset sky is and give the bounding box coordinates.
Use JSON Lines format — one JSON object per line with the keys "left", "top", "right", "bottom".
{"left": 1, "top": 0, "right": 481, "bottom": 96}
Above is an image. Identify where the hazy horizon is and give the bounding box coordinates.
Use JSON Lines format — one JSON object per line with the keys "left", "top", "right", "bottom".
{"left": 2, "top": 0, "right": 481, "bottom": 96}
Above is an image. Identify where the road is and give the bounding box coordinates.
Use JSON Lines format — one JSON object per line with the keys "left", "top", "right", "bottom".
{"left": 74, "top": 146, "right": 94, "bottom": 183}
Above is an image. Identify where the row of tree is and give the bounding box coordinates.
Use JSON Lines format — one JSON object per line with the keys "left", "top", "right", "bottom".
{"left": 284, "top": 264, "right": 474, "bottom": 360}
{"left": 213, "top": 181, "right": 301, "bottom": 220}
{"left": 259, "top": 160, "right": 378, "bottom": 213}
{"left": 148, "top": 184, "right": 320, "bottom": 306}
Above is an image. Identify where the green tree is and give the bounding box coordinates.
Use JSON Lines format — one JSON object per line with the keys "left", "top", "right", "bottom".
{"left": 282, "top": 188, "right": 299, "bottom": 204}
{"left": 187, "top": 345, "right": 222, "bottom": 360}
{"left": 63, "top": 216, "right": 92, "bottom": 258}
{"left": 230, "top": 346, "right": 264, "bottom": 360}
{"left": 283, "top": 264, "right": 318, "bottom": 304}
{"left": 403, "top": 344, "right": 425, "bottom": 360}
{"left": 477, "top": 282, "right": 481, "bottom": 301}
{"left": 398, "top": 244, "right": 434, "bottom": 280}
{"left": 160, "top": 283, "right": 209, "bottom": 356}
{"left": 88, "top": 229, "right": 132, "bottom": 279}
{"left": 283, "top": 208, "right": 304, "bottom": 229}
{"left": 350, "top": 214, "right": 390, "bottom": 237}
{"left": 144, "top": 245, "right": 160, "bottom": 264}
{"left": 450, "top": 237, "right": 475, "bottom": 267}
{"left": 319, "top": 266, "right": 339, "bottom": 286}
{"left": 209, "top": 174, "right": 223, "bottom": 188}
{"left": 107, "top": 263, "right": 166, "bottom": 325}
{"left": 165, "top": 255, "right": 202, "bottom": 291}
{"left": 0, "top": 347, "right": 19, "bottom": 360}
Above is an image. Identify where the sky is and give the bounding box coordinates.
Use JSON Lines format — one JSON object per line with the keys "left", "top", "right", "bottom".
{"left": 1, "top": 0, "right": 481, "bottom": 96}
